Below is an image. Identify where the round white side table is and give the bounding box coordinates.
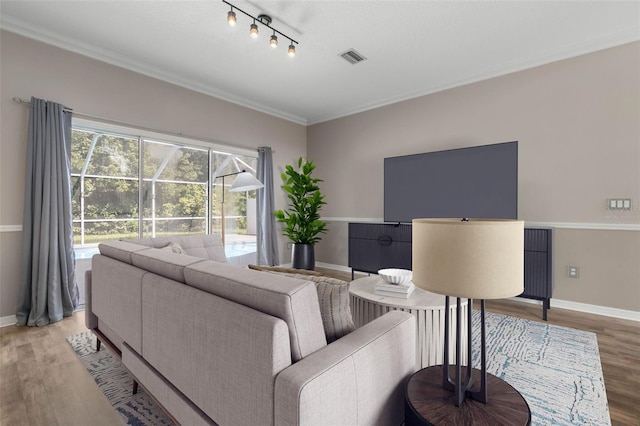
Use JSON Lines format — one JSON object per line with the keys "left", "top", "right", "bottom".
{"left": 349, "top": 276, "right": 468, "bottom": 369}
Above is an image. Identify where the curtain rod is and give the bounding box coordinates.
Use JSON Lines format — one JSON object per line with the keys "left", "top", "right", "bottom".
{"left": 11, "top": 97, "right": 264, "bottom": 154}
{"left": 13, "top": 96, "right": 75, "bottom": 113}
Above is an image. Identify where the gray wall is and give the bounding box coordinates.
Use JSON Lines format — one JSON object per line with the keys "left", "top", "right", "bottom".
{"left": 308, "top": 42, "right": 640, "bottom": 313}
{"left": 0, "top": 31, "right": 306, "bottom": 320}
{"left": 1, "top": 30, "right": 638, "bottom": 319}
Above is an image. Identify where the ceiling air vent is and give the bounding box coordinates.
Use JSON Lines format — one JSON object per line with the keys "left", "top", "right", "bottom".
{"left": 340, "top": 49, "right": 367, "bottom": 65}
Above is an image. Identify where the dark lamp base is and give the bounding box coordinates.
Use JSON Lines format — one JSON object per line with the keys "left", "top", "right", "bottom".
{"left": 405, "top": 365, "right": 531, "bottom": 426}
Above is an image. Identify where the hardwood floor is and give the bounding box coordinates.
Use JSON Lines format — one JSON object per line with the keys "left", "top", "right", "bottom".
{"left": 1, "top": 287, "right": 638, "bottom": 426}
{"left": 0, "top": 311, "right": 122, "bottom": 426}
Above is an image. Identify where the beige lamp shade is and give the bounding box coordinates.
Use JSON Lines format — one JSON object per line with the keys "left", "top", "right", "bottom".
{"left": 412, "top": 219, "right": 524, "bottom": 300}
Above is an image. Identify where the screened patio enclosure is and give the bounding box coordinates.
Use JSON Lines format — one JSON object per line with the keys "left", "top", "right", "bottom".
{"left": 71, "top": 127, "right": 259, "bottom": 263}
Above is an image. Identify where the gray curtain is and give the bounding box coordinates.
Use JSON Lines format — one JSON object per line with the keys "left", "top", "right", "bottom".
{"left": 16, "top": 97, "right": 78, "bottom": 326}
{"left": 256, "top": 147, "right": 279, "bottom": 266}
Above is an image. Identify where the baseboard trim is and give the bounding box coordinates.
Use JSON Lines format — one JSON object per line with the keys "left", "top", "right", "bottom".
{"left": 552, "top": 299, "right": 639, "bottom": 322}
{"left": 0, "top": 307, "right": 84, "bottom": 328}
{"left": 0, "top": 315, "right": 17, "bottom": 328}
{"left": 509, "top": 297, "right": 639, "bottom": 322}
{"left": 315, "top": 261, "right": 640, "bottom": 322}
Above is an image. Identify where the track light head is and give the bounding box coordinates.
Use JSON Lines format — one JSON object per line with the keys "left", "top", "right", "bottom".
{"left": 227, "top": 9, "right": 236, "bottom": 26}
{"left": 270, "top": 33, "right": 278, "bottom": 48}
{"left": 250, "top": 21, "right": 259, "bottom": 38}
{"left": 288, "top": 42, "right": 296, "bottom": 57}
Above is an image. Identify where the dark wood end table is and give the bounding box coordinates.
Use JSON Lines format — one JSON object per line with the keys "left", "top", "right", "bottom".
{"left": 405, "top": 365, "right": 531, "bottom": 425}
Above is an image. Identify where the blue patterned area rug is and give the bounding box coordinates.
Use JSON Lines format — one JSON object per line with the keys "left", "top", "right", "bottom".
{"left": 68, "top": 311, "right": 609, "bottom": 426}
{"left": 473, "top": 310, "right": 610, "bottom": 426}
{"left": 66, "top": 332, "right": 174, "bottom": 426}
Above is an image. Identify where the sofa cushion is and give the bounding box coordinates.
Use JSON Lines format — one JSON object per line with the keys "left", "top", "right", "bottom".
{"left": 98, "top": 240, "right": 150, "bottom": 264}
{"left": 130, "top": 248, "right": 207, "bottom": 283}
{"left": 121, "top": 234, "right": 226, "bottom": 262}
{"left": 267, "top": 273, "right": 355, "bottom": 343}
{"left": 184, "top": 261, "right": 327, "bottom": 362}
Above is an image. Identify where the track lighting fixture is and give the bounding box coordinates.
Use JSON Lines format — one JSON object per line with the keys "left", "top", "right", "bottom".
{"left": 223, "top": 0, "right": 299, "bottom": 57}
{"left": 227, "top": 9, "right": 236, "bottom": 26}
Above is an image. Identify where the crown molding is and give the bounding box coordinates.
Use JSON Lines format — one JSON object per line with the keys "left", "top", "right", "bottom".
{"left": 4, "top": 14, "right": 638, "bottom": 127}
{"left": 0, "top": 17, "right": 308, "bottom": 126}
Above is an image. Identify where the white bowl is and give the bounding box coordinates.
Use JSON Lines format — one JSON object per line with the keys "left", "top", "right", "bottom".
{"left": 378, "top": 268, "right": 412, "bottom": 285}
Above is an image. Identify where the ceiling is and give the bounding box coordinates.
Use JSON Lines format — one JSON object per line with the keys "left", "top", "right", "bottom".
{"left": 1, "top": 1, "right": 639, "bottom": 125}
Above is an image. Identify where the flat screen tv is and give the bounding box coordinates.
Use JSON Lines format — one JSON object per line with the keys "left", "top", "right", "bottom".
{"left": 384, "top": 141, "right": 518, "bottom": 223}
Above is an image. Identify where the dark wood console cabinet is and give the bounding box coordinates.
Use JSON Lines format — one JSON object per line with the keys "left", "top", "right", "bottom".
{"left": 348, "top": 223, "right": 553, "bottom": 320}
{"left": 348, "top": 223, "right": 412, "bottom": 277}
{"left": 522, "top": 228, "right": 553, "bottom": 320}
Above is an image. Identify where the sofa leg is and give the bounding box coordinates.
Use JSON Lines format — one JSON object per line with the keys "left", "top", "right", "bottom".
{"left": 96, "top": 338, "right": 101, "bottom": 352}
{"left": 133, "top": 380, "right": 139, "bottom": 395}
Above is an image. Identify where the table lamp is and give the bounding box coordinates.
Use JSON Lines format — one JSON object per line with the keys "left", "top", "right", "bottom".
{"left": 412, "top": 218, "right": 524, "bottom": 407}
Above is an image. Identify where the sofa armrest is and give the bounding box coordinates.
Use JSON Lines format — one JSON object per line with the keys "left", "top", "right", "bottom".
{"left": 274, "top": 310, "right": 416, "bottom": 426}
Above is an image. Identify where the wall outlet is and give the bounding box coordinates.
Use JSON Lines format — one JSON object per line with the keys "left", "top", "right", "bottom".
{"left": 568, "top": 266, "right": 580, "bottom": 278}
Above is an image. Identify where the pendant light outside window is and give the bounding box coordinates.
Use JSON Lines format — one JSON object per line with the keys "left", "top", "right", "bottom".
{"left": 227, "top": 9, "right": 236, "bottom": 26}
{"left": 250, "top": 20, "right": 259, "bottom": 38}
{"left": 270, "top": 32, "right": 278, "bottom": 48}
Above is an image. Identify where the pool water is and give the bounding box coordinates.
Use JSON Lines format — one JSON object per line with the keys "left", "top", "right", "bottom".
{"left": 75, "top": 246, "right": 99, "bottom": 260}
{"left": 225, "top": 241, "right": 257, "bottom": 258}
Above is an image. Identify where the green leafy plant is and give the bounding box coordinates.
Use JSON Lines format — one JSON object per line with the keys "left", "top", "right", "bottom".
{"left": 274, "top": 157, "right": 328, "bottom": 245}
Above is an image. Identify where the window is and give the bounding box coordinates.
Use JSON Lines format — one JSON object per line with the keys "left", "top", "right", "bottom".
{"left": 141, "top": 140, "right": 208, "bottom": 237}
{"left": 71, "top": 123, "right": 258, "bottom": 263}
{"left": 71, "top": 130, "right": 139, "bottom": 244}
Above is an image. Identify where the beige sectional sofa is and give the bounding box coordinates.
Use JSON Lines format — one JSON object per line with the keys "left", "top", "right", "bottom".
{"left": 85, "top": 234, "right": 416, "bottom": 425}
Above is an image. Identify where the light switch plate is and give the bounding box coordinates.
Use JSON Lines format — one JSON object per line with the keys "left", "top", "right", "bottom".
{"left": 608, "top": 198, "right": 632, "bottom": 210}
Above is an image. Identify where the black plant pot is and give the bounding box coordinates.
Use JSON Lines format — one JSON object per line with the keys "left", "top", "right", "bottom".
{"left": 292, "top": 243, "right": 315, "bottom": 271}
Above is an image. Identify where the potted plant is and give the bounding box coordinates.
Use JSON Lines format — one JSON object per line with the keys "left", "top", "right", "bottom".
{"left": 274, "top": 157, "right": 328, "bottom": 270}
